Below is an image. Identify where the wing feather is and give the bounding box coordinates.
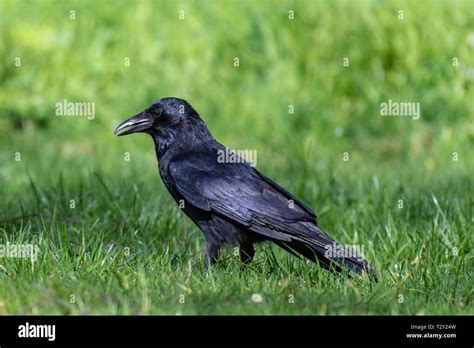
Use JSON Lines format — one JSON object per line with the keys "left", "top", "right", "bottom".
{"left": 169, "top": 151, "right": 317, "bottom": 242}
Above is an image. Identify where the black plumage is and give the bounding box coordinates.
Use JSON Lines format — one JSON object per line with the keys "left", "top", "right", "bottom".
{"left": 114, "top": 97, "right": 376, "bottom": 278}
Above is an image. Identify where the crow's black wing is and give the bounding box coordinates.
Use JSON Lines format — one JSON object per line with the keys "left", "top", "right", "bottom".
{"left": 169, "top": 151, "right": 321, "bottom": 242}
{"left": 254, "top": 170, "right": 318, "bottom": 224}
{"left": 168, "top": 150, "right": 373, "bottom": 276}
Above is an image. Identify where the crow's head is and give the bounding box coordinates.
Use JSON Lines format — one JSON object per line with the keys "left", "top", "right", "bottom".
{"left": 114, "top": 97, "right": 200, "bottom": 137}
{"left": 114, "top": 97, "right": 213, "bottom": 155}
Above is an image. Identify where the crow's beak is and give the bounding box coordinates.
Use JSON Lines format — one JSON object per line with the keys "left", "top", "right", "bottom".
{"left": 114, "top": 111, "right": 153, "bottom": 136}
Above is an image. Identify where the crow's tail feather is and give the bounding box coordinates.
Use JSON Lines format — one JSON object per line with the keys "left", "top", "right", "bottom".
{"left": 275, "top": 227, "right": 378, "bottom": 281}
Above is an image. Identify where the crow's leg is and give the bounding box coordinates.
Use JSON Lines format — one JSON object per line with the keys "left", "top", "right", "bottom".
{"left": 239, "top": 243, "right": 255, "bottom": 264}
{"left": 204, "top": 241, "right": 220, "bottom": 271}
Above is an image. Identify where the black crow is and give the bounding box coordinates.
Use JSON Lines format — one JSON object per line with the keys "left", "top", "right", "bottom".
{"left": 114, "top": 97, "right": 375, "bottom": 278}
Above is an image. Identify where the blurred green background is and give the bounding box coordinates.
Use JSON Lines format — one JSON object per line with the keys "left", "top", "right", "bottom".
{"left": 1, "top": 0, "right": 473, "bottom": 182}
{"left": 0, "top": 0, "right": 472, "bottom": 314}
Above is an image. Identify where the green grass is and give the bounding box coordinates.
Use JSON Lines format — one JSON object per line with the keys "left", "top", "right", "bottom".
{"left": 0, "top": 151, "right": 471, "bottom": 315}
{"left": 0, "top": 0, "right": 473, "bottom": 314}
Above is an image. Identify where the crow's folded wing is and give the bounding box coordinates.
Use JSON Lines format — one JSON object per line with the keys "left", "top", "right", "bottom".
{"left": 168, "top": 151, "right": 321, "bottom": 243}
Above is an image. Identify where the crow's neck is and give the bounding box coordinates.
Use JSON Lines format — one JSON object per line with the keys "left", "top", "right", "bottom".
{"left": 151, "top": 127, "right": 178, "bottom": 160}
{"left": 151, "top": 120, "right": 216, "bottom": 162}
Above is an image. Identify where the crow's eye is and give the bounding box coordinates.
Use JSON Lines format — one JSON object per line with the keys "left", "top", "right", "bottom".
{"left": 149, "top": 109, "right": 163, "bottom": 118}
